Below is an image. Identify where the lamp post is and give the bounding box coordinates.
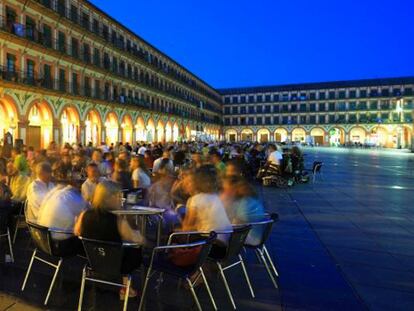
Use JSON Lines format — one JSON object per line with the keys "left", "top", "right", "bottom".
{"left": 395, "top": 97, "right": 404, "bottom": 149}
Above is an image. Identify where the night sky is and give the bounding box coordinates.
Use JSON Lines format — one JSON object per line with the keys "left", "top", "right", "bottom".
{"left": 90, "top": 0, "right": 414, "bottom": 88}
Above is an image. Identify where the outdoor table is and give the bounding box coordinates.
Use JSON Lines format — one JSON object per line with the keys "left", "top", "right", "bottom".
{"left": 111, "top": 206, "right": 165, "bottom": 246}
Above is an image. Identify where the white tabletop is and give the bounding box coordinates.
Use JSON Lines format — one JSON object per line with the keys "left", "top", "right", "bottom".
{"left": 111, "top": 206, "right": 166, "bottom": 215}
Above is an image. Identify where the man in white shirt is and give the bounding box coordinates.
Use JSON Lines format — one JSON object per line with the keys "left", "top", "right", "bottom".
{"left": 267, "top": 144, "right": 283, "bottom": 166}
{"left": 137, "top": 144, "right": 147, "bottom": 156}
{"left": 90, "top": 149, "right": 107, "bottom": 176}
{"left": 152, "top": 151, "right": 174, "bottom": 174}
{"left": 26, "top": 162, "right": 55, "bottom": 223}
{"left": 38, "top": 185, "right": 87, "bottom": 240}
{"left": 81, "top": 163, "right": 105, "bottom": 202}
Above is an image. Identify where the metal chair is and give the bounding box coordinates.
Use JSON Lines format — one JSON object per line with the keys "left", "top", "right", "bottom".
{"left": 208, "top": 225, "right": 254, "bottom": 310}
{"left": 139, "top": 231, "right": 217, "bottom": 311}
{"left": 244, "top": 213, "right": 280, "bottom": 289}
{"left": 21, "top": 222, "right": 80, "bottom": 305}
{"left": 13, "top": 200, "right": 27, "bottom": 244}
{"left": 78, "top": 237, "right": 140, "bottom": 311}
{"left": 0, "top": 210, "right": 14, "bottom": 263}
{"left": 306, "top": 161, "right": 323, "bottom": 183}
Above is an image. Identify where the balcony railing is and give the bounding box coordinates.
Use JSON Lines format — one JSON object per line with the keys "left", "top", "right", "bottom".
{"left": 0, "top": 16, "right": 222, "bottom": 118}
{"left": 0, "top": 66, "right": 212, "bottom": 122}
{"left": 31, "top": 0, "right": 221, "bottom": 103}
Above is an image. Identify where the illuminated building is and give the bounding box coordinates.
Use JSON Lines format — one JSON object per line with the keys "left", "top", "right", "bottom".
{"left": 0, "top": 0, "right": 222, "bottom": 149}
{"left": 221, "top": 77, "right": 414, "bottom": 149}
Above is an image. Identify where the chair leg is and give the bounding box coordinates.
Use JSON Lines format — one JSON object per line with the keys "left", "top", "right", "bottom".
{"left": 21, "top": 249, "right": 37, "bottom": 291}
{"left": 44, "top": 258, "right": 62, "bottom": 305}
{"left": 7, "top": 228, "right": 14, "bottom": 263}
{"left": 186, "top": 277, "right": 202, "bottom": 311}
{"left": 217, "top": 262, "right": 237, "bottom": 310}
{"left": 12, "top": 217, "right": 19, "bottom": 244}
{"left": 263, "top": 245, "right": 279, "bottom": 277}
{"left": 123, "top": 276, "right": 131, "bottom": 311}
{"left": 78, "top": 266, "right": 87, "bottom": 311}
{"left": 200, "top": 267, "right": 217, "bottom": 311}
{"left": 239, "top": 254, "right": 255, "bottom": 298}
{"left": 257, "top": 249, "right": 278, "bottom": 289}
{"left": 138, "top": 267, "right": 152, "bottom": 311}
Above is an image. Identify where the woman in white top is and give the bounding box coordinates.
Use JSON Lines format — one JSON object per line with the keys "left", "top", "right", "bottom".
{"left": 130, "top": 156, "right": 152, "bottom": 189}
{"left": 182, "top": 165, "right": 232, "bottom": 245}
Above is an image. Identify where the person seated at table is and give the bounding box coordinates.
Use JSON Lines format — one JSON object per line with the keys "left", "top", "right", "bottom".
{"left": 170, "top": 168, "right": 193, "bottom": 220}
{"left": 90, "top": 149, "right": 107, "bottom": 177}
{"left": 148, "top": 160, "right": 176, "bottom": 209}
{"left": 112, "top": 158, "right": 132, "bottom": 190}
{"left": 181, "top": 165, "right": 232, "bottom": 257}
{"left": 290, "top": 145, "right": 305, "bottom": 172}
{"left": 267, "top": 144, "right": 283, "bottom": 167}
{"left": 11, "top": 147, "right": 29, "bottom": 176}
{"left": 52, "top": 154, "right": 73, "bottom": 181}
{"left": 26, "top": 162, "right": 55, "bottom": 223}
{"left": 143, "top": 150, "right": 154, "bottom": 169}
{"left": 81, "top": 163, "right": 106, "bottom": 203}
{"left": 221, "top": 176, "right": 266, "bottom": 245}
{"left": 6, "top": 162, "right": 31, "bottom": 203}
{"left": 152, "top": 151, "right": 174, "bottom": 175}
{"left": 224, "top": 159, "right": 244, "bottom": 178}
{"left": 209, "top": 150, "right": 226, "bottom": 177}
{"left": 38, "top": 185, "right": 88, "bottom": 240}
{"left": 130, "top": 156, "right": 151, "bottom": 190}
{"left": 103, "top": 152, "right": 115, "bottom": 177}
{"left": 74, "top": 180, "right": 144, "bottom": 300}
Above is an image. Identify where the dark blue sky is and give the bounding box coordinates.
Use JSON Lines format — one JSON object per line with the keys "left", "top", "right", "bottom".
{"left": 90, "top": 0, "right": 414, "bottom": 88}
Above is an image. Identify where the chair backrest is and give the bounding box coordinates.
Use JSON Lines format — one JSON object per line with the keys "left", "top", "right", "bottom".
{"left": 0, "top": 209, "right": 9, "bottom": 234}
{"left": 80, "top": 237, "right": 125, "bottom": 278}
{"left": 246, "top": 213, "right": 279, "bottom": 247}
{"left": 224, "top": 224, "right": 252, "bottom": 260}
{"left": 312, "top": 161, "right": 323, "bottom": 174}
{"left": 27, "top": 221, "right": 53, "bottom": 255}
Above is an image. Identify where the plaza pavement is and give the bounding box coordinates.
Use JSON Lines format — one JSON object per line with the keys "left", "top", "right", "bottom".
{"left": 1, "top": 147, "right": 414, "bottom": 310}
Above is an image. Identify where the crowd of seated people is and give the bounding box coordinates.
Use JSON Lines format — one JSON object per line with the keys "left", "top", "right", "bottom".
{"left": 0, "top": 139, "right": 305, "bottom": 299}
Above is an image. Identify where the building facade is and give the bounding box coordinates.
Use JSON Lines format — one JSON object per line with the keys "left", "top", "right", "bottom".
{"left": 221, "top": 78, "right": 414, "bottom": 149}
{"left": 0, "top": 0, "right": 222, "bottom": 150}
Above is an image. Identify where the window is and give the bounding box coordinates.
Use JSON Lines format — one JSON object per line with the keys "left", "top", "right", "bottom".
{"left": 265, "top": 94, "right": 271, "bottom": 102}
{"left": 381, "top": 89, "right": 390, "bottom": 97}
{"left": 42, "top": 24, "right": 52, "bottom": 48}
{"left": 72, "top": 73, "right": 79, "bottom": 94}
{"left": 265, "top": 117, "right": 271, "bottom": 125}
{"left": 42, "top": 64, "right": 52, "bottom": 88}
{"left": 329, "top": 102, "right": 335, "bottom": 111}
{"left": 6, "top": 54, "right": 16, "bottom": 75}
{"left": 359, "top": 89, "right": 367, "bottom": 98}
{"left": 310, "top": 103, "right": 316, "bottom": 112}
{"left": 273, "top": 94, "right": 279, "bottom": 102}
{"left": 406, "top": 100, "right": 414, "bottom": 109}
{"left": 337, "top": 102, "right": 346, "bottom": 111}
{"left": 349, "top": 102, "right": 357, "bottom": 110}
{"left": 26, "top": 60, "right": 35, "bottom": 84}
{"left": 309, "top": 115, "right": 316, "bottom": 124}
{"left": 338, "top": 91, "right": 346, "bottom": 99}
{"left": 93, "top": 48, "right": 101, "bottom": 67}
{"left": 112, "top": 57, "right": 118, "bottom": 74}
{"left": 59, "top": 69, "right": 66, "bottom": 91}
{"left": 6, "top": 7, "right": 16, "bottom": 30}
{"left": 291, "top": 116, "right": 297, "bottom": 124}
{"left": 82, "top": 12, "right": 90, "bottom": 30}
{"left": 224, "top": 97, "right": 230, "bottom": 104}
{"left": 71, "top": 38, "right": 79, "bottom": 58}
{"left": 25, "top": 16, "right": 36, "bottom": 41}
{"left": 300, "top": 116, "right": 307, "bottom": 124}
{"left": 83, "top": 43, "right": 90, "bottom": 63}
{"left": 404, "top": 88, "right": 412, "bottom": 96}
{"left": 257, "top": 95, "right": 263, "bottom": 102}
{"left": 282, "top": 116, "right": 289, "bottom": 124}
{"left": 349, "top": 90, "right": 356, "bottom": 98}
{"left": 248, "top": 95, "right": 255, "bottom": 103}
{"left": 264, "top": 105, "right": 271, "bottom": 113}
{"left": 319, "top": 103, "right": 326, "bottom": 111}
{"left": 224, "top": 118, "right": 230, "bottom": 126}
{"left": 257, "top": 106, "right": 263, "bottom": 113}
{"left": 282, "top": 104, "right": 289, "bottom": 112}
{"left": 92, "top": 19, "right": 100, "bottom": 35}
{"left": 319, "top": 91, "right": 326, "bottom": 100}
{"left": 329, "top": 115, "right": 336, "bottom": 123}
{"left": 232, "top": 96, "right": 238, "bottom": 104}
{"left": 381, "top": 100, "right": 390, "bottom": 110}
{"left": 358, "top": 101, "right": 367, "bottom": 110}
{"left": 239, "top": 96, "right": 245, "bottom": 103}
{"left": 240, "top": 106, "right": 246, "bottom": 114}
{"left": 102, "top": 25, "right": 109, "bottom": 41}
{"left": 248, "top": 117, "right": 254, "bottom": 125}
{"left": 348, "top": 114, "right": 357, "bottom": 123}
{"left": 224, "top": 107, "right": 230, "bottom": 114}
{"left": 370, "top": 89, "right": 379, "bottom": 97}
{"left": 256, "top": 117, "right": 262, "bottom": 125}
{"left": 310, "top": 92, "right": 316, "bottom": 100}
{"left": 291, "top": 104, "right": 297, "bottom": 112}
{"left": 370, "top": 101, "right": 378, "bottom": 110}
{"left": 248, "top": 106, "right": 255, "bottom": 114}
{"left": 300, "top": 104, "right": 307, "bottom": 112}
{"left": 404, "top": 113, "right": 412, "bottom": 122}
{"left": 273, "top": 105, "right": 279, "bottom": 113}
{"left": 329, "top": 91, "right": 336, "bottom": 99}
{"left": 103, "top": 53, "right": 110, "bottom": 70}
{"left": 57, "top": 31, "right": 66, "bottom": 53}
{"left": 231, "top": 107, "right": 238, "bottom": 114}
{"left": 84, "top": 76, "right": 91, "bottom": 96}
{"left": 70, "top": 5, "right": 79, "bottom": 23}
{"left": 240, "top": 117, "right": 246, "bottom": 125}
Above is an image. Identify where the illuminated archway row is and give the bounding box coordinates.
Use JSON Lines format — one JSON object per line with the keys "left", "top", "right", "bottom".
{"left": 0, "top": 94, "right": 216, "bottom": 149}
{"left": 225, "top": 125, "right": 414, "bottom": 148}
